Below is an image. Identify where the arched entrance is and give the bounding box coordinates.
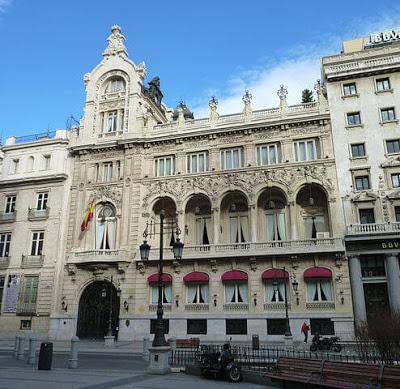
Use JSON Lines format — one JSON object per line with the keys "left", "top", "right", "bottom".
{"left": 77, "top": 281, "right": 120, "bottom": 339}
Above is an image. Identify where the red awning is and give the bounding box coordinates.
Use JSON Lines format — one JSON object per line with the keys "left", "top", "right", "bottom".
{"left": 262, "top": 269, "right": 289, "bottom": 280}
{"left": 147, "top": 273, "right": 172, "bottom": 284}
{"left": 303, "top": 267, "right": 332, "bottom": 279}
{"left": 183, "top": 272, "right": 209, "bottom": 283}
{"left": 221, "top": 270, "right": 248, "bottom": 281}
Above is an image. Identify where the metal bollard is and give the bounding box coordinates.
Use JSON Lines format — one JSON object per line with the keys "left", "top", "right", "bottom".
{"left": 27, "top": 336, "right": 37, "bottom": 365}
{"left": 16, "top": 336, "right": 25, "bottom": 361}
{"left": 14, "top": 335, "right": 20, "bottom": 358}
{"left": 68, "top": 336, "right": 79, "bottom": 369}
{"left": 143, "top": 337, "right": 150, "bottom": 361}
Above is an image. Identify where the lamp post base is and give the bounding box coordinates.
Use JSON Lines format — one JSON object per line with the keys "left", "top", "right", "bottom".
{"left": 147, "top": 346, "right": 171, "bottom": 375}
{"left": 284, "top": 334, "right": 293, "bottom": 347}
{"left": 104, "top": 335, "right": 115, "bottom": 347}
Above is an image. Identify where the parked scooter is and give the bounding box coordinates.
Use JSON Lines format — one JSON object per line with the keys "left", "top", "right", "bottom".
{"left": 200, "top": 341, "right": 242, "bottom": 382}
{"left": 310, "top": 333, "right": 342, "bottom": 352}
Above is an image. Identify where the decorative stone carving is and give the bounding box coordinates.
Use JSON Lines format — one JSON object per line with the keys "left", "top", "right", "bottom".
{"left": 142, "top": 164, "right": 336, "bottom": 209}
{"left": 103, "top": 25, "right": 128, "bottom": 57}
{"left": 93, "top": 186, "right": 122, "bottom": 208}
{"left": 242, "top": 91, "right": 252, "bottom": 117}
{"left": 209, "top": 96, "right": 219, "bottom": 123}
{"left": 277, "top": 84, "right": 288, "bottom": 109}
{"left": 350, "top": 190, "right": 379, "bottom": 203}
{"left": 249, "top": 257, "right": 257, "bottom": 271}
{"left": 136, "top": 261, "right": 146, "bottom": 275}
{"left": 66, "top": 264, "right": 77, "bottom": 282}
{"left": 173, "top": 260, "right": 181, "bottom": 274}
{"left": 381, "top": 155, "right": 400, "bottom": 168}
{"left": 210, "top": 259, "right": 217, "bottom": 273}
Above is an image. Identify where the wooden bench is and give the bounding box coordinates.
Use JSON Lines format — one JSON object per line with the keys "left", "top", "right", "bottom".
{"left": 176, "top": 338, "right": 200, "bottom": 349}
{"left": 265, "top": 357, "right": 400, "bottom": 388}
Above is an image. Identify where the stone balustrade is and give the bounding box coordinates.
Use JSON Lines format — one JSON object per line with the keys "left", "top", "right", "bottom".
{"left": 346, "top": 223, "right": 400, "bottom": 235}
{"left": 141, "top": 238, "right": 344, "bottom": 261}
{"left": 67, "top": 249, "right": 130, "bottom": 265}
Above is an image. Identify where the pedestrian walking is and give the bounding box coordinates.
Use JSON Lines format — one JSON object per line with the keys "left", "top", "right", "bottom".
{"left": 301, "top": 321, "right": 310, "bottom": 343}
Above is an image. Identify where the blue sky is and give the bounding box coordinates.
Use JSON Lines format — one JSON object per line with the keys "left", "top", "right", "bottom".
{"left": 1, "top": 0, "right": 400, "bottom": 139}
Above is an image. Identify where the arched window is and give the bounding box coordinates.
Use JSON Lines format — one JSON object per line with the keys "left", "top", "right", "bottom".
{"left": 95, "top": 203, "right": 117, "bottom": 250}
{"left": 105, "top": 77, "right": 125, "bottom": 93}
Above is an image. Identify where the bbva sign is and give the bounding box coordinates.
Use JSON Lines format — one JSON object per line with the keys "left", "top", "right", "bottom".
{"left": 369, "top": 28, "right": 400, "bottom": 45}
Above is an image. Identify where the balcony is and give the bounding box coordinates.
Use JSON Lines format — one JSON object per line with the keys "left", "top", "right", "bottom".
{"left": 346, "top": 223, "right": 400, "bottom": 236}
{"left": 0, "top": 256, "right": 10, "bottom": 269}
{"left": 185, "top": 303, "right": 210, "bottom": 311}
{"left": 223, "top": 303, "right": 249, "bottom": 311}
{"left": 28, "top": 207, "right": 50, "bottom": 221}
{"left": 306, "top": 301, "right": 335, "bottom": 310}
{"left": 21, "top": 255, "right": 44, "bottom": 268}
{"left": 264, "top": 302, "right": 291, "bottom": 310}
{"left": 67, "top": 249, "right": 131, "bottom": 265}
{"left": 139, "top": 238, "right": 344, "bottom": 261}
{"left": 0, "top": 211, "right": 16, "bottom": 223}
{"left": 16, "top": 303, "right": 37, "bottom": 316}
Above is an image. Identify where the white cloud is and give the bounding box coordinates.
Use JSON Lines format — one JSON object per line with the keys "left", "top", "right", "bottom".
{"left": 190, "top": 9, "right": 400, "bottom": 119}
{"left": 0, "top": 0, "right": 12, "bottom": 14}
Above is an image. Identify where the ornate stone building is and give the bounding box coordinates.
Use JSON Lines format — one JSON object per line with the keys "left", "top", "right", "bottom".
{"left": 46, "top": 26, "right": 353, "bottom": 342}
{"left": 322, "top": 30, "right": 400, "bottom": 327}
{"left": 0, "top": 130, "right": 71, "bottom": 338}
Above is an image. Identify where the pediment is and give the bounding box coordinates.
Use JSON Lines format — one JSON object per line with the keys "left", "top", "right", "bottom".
{"left": 381, "top": 155, "right": 400, "bottom": 168}
{"left": 351, "top": 190, "right": 379, "bottom": 202}
{"left": 387, "top": 189, "right": 400, "bottom": 200}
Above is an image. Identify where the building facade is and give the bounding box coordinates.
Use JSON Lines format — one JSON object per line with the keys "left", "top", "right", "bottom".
{"left": 322, "top": 29, "right": 400, "bottom": 326}
{"left": 46, "top": 26, "right": 354, "bottom": 342}
{"left": 0, "top": 130, "right": 71, "bottom": 338}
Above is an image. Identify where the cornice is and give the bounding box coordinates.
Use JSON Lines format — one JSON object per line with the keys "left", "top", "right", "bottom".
{"left": 2, "top": 138, "right": 69, "bottom": 152}
{"left": 0, "top": 173, "right": 68, "bottom": 188}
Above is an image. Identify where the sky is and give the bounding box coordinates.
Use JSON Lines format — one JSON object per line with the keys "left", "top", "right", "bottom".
{"left": 1, "top": 0, "right": 400, "bottom": 139}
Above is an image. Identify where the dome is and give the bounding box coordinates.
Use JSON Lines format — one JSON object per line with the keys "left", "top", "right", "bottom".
{"left": 172, "top": 101, "right": 194, "bottom": 121}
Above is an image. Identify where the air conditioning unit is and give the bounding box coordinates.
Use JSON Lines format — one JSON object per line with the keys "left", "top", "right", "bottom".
{"left": 316, "top": 232, "right": 330, "bottom": 239}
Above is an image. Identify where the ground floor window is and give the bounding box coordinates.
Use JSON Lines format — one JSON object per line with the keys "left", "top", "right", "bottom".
{"left": 226, "top": 319, "right": 247, "bottom": 335}
{"left": 267, "top": 319, "right": 287, "bottom": 335}
{"left": 310, "top": 318, "right": 334, "bottom": 335}
{"left": 187, "top": 319, "right": 207, "bottom": 335}
{"left": 150, "top": 319, "right": 169, "bottom": 334}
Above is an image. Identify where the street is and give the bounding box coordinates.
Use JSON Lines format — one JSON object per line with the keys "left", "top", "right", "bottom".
{"left": 0, "top": 351, "right": 273, "bottom": 389}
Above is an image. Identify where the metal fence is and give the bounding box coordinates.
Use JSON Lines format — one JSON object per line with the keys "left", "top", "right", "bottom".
{"left": 169, "top": 344, "right": 400, "bottom": 373}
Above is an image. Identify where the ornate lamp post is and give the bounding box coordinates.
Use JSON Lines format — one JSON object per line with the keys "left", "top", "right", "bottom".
{"left": 139, "top": 210, "right": 183, "bottom": 373}
{"left": 101, "top": 276, "right": 121, "bottom": 344}
{"left": 273, "top": 266, "right": 292, "bottom": 338}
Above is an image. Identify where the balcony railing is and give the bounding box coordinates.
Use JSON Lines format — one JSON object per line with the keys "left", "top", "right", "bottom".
{"left": 28, "top": 207, "right": 50, "bottom": 221}
{"left": 306, "top": 301, "right": 335, "bottom": 310}
{"left": 21, "top": 255, "right": 44, "bottom": 268}
{"left": 68, "top": 249, "right": 130, "bottom": 264}
{"left": 140, "top": 238, "right": 344, "bottom": 261}
{"left": 16, "top": 302, "right": 37, "bottom": 316}
{"left": 0, "top": 211, "right": 16, "bottom": 223}
{"left": 263, "top": 302, "right": 291, "bottom": 310}
{"left": 346, "top": 223, "right": 400, "bottom": 235}
{"left": 0, "top": 256, "right": 10, "bottom": 268}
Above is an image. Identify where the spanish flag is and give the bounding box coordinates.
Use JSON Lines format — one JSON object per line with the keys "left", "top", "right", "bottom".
{"left": 80, "top": 199, "right": 95, "bottom": 232}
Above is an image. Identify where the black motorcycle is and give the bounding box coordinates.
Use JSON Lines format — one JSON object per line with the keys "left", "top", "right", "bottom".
{"left": 200, "top": 343, "right": 242, "bottom": 382}
{"left": 310, "top": 335, "right": 342, "bottom": 352}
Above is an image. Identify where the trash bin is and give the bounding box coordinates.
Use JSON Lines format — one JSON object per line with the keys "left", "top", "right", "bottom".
{"left": 252, "top": 334, "right": 259, "bottom": 350}
{"left": 38, "top": 342, "right": 53, "bottom": 370}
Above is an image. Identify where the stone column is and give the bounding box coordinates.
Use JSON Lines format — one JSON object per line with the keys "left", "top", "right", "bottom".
{"left": 288, "top": 202, "right": 297, "bottom": 240}
{"left": 176, "top": 210, "right": 184, "bottom": 239}
{"left": 212, "top": 207, "right": 220, "bottom": 244}
{"left": 249, "top": 204, "right": 257, "bottom": 242}
{"left": 348, "top": 255, "right": 367, "bottom": 325}
{"left": 385, "top": 254, "right": 400, "bottom": 313}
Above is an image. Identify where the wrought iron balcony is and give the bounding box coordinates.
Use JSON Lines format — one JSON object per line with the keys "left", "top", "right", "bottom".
{"left": 0, "top": 211, "right": 16, "bottom": 223}
{"left": 67, "top": 249, "right": 131, "bottom": 265}
{"left": 16, "top": 302, "right": 37, "bottom": 316}
{"left": 21, "top": 255, "right": 44, "bottom": 268}
{"left": 138, "top": 238, "right": 344, "bottom": 261}
{"left": 0, "top": 256, "right": 10, "bottom": 269}
{"left": 346, "top": 223, "right": 400, "bottom": 236}
{"left": 28, "top": 207, "right": 50, "bottom": 221}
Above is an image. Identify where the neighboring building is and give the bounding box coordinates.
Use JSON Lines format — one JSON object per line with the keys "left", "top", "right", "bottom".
{"left": 50, "top": 26, "right": 354, "bottom": 342}
{"left": 322, "top": 29, "right": 400, "bottom": 326}
{"left": 0, "top": 130, "right": 71, "bottom": 338}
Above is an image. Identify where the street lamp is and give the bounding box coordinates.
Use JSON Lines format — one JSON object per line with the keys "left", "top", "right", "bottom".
{"left": 140, "top": 210, "right": 184, "bottom": 348}
{"left": 273, "top": 267, "right": 292, "bottom": 338}
{"left": 102, "top": 276, "right": 121, "bottom": 337}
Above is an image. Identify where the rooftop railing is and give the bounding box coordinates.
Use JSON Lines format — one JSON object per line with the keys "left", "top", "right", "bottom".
{"left": 346, "top": 223, "right": 400, "bottom": 235}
